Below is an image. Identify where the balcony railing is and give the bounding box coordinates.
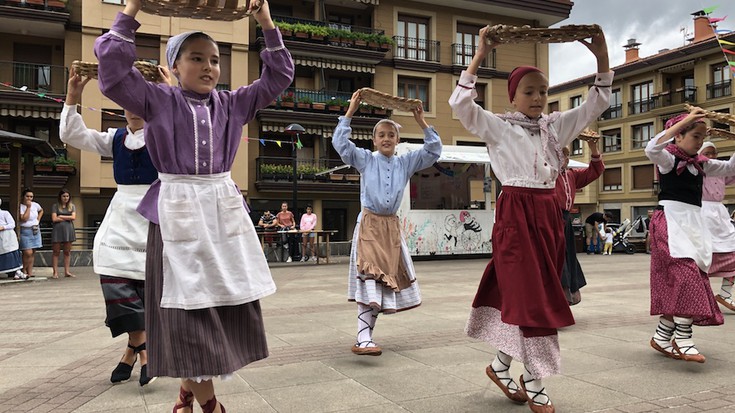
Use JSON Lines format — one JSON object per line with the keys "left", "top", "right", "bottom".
{"left": 600, "top": 104, "right": 622, "bottom": 120}
{"left": 651, "top": 87, "right": 697, "bottom": 108}
{"left": 707, "top": 80, "right": 732, "bottom": 99}
{"left": 271, "top": 15, "right": 384, "bottom": 36}
{"left": 628, "top": 99, "right": 654, "bottom": 115}
{"left": 1, "top": 0, "right": 68, "bottom": 12}
{"left": 451, "top": 44, "right": 495, "bottom": 68}
{"left": 393, "top": 36, "right": 440, "bottom": 62}
{"left": 0, "top": 61, "right": 68, "bottom": 95}
{"left": 256, "top": 157, "right": 359, "bottom": 183}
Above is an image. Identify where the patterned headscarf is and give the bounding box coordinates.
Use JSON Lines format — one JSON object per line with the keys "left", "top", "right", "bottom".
{"left": 664, "top": 112, "right": 705, "bottom": 135}
{"left": 166, "top": 31, "right": 206, "bottom": 79}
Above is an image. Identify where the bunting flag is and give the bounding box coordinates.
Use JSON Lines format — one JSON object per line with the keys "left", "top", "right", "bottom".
{"left": 296, "top": 137, "right": 303, "bottom": 149}
{"left": 719, "top": 39, "right": 735, "bottom": 46}
{"left": 703, "top": 5, "right": 719, "bottom": 14}
{"left": 276, "top": 140, "right": 282, "bottom": 147}
{"left": 709, "top": 16, "right": 727, "bottom": 23}
{"left": 704, "top": 8, "right": 735, "bottom": 78}
{"left": 260, "top": 139, "right": 265, "bottom": 146}
{"left": 723, "top": 48, "right": 735, "bottom": 55}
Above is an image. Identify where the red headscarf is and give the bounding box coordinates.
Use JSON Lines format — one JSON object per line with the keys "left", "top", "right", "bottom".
{"left": 507, "top": 66, "right": 543, "bottom": 103}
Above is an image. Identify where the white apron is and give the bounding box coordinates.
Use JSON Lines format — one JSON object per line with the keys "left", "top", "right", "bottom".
{"left": 157, "top": 172, "right": 276, "bottom": 310}
{"left": 0, "top": 229, "right": 19, "bottom": 254}
{"left": 660, "top": 200, "right": 712, "bottom": 273}
{"left": 701, "top": 200, "right": 735, "bottom": 253}
{"left": 94, "top": 185, "right": 149, "bottom": 280}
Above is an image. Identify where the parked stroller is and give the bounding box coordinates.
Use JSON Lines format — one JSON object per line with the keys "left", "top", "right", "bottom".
{"left": 606, "top": 218, "right": 638, "bottom": 254}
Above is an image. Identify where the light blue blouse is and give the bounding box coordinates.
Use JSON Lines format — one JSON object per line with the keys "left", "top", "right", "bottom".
{"left": 332, "top": 116, "right": 442, "bottom": 217}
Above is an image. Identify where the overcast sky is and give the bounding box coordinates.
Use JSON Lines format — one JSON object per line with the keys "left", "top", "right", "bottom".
{"left": 549, "top": 0, "right": 735, "bottom": 85}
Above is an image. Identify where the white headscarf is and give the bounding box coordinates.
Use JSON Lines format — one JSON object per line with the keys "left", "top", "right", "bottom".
{"left": 698, "top": 141, "right": 716, "bottom": 155}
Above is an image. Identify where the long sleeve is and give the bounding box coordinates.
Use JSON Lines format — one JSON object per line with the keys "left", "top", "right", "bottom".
{"left": 331, "top": 116, "right": 372, "bottom": 172}
{"left": 0, "top": 211, "right": 15, "bottom": 230}
{"left": 704, "top": 155, "right": 735, "bottom": 178}
{"left": 448, "top": 70, "right": 508, "bottom": 146}
{"left": 59, "top": 104, "right": 114, "bottom": 157}
{"left": 571, "top": 155, "right": 604, "bottom": 189}
{"left": 230, "top": 28, "right": 294, "bottom": 125}
{"left": 645, "top": 131, "right": 675, "bottom": 174}
{"left": 554, "top": 72, "right": 614, "bottom": 148}
{"left": 404, "top": 126, "right": 442, "bottom": 175}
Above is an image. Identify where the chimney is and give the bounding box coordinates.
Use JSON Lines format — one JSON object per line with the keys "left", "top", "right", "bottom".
{"left": 624, "top": 38, "right": 641, "bottom": 63}
{"left": 692, "top": 11, "right": 715, "bottom": 42}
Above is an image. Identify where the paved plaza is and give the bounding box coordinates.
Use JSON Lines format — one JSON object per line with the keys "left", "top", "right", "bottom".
{"left": 2, "top": 254, "right": 735, "bottom": 412}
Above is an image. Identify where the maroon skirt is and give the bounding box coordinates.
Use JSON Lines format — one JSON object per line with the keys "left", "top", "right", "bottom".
{"left": 472, "top": 186, "right": 574, "bottom": 334}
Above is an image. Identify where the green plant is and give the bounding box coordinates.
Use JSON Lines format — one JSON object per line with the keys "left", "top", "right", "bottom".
{"left": 376, "top": 34, "right": 395, "bottom": 46}
{"left": 34, "top": 157, "right": 55, "bottom": 166}
{"left": 0, "top": 157, "right": 9, "bottom": 164}
{"left": 55, "top": 157, "right": 77, "bottom": 167}
{"left": 308, "top": 25, "right": 329, "bottom": 37}
{"left": 298, "top": 96, "right": 313, "bottom": 104}
{"left": 274, "top": 21, "right": 294, "bottom": 32}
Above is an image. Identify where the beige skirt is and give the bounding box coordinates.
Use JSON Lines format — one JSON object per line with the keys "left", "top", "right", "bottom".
{"left": 356, "top": 210, "right": 411, "bottom": 292}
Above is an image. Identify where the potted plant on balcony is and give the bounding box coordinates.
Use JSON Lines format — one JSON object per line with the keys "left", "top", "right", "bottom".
{"left": 297, "top": 95, "right": 313, "bottom": 110}
{"left": 280, "top": 91, "right": 295, "bottom": 108}
{"left": 353, "top": 32, "right": 368, "bottom": 48}
{"left": 311, "top": 101, "right": 326, "bottom": 111}
{"left": 358, "top": 103, "right": 374, "bottom": 115}
{"left": 34, "top": 157, "right": 54, "bottom": 173}
{"left": 365, "top": 33, "right": 380, "bottom": 50}
{"left": 260, "top": 163, "right": 277, "bottom": 180}
{"left": 372, "top": 106, "right": 388, "bottom": 116}
{"left": 54, "top": 157, "right": 77, "bottom": 175}
{"left": 308, "top": 25, "right": 329, "bottom": 43}
{"left": 297, "top": 164, "right": 318, "bottom": 181}
{"left": 274, "top": 164, "right": 292, "bottom": 181}
{"left": 275, "top": 21, "right": 293, "bottom": 38}
{"left": 377, "top": 35, "right": 394, "bottom": 51}
{"left": 292, "top": 23, "right": 310, "bottom": 39}
{"left": 327, "top": 97, "right": 342, "bottom": 112}
{"left": 0, "top": 157, "right": 9, "bottom": 173}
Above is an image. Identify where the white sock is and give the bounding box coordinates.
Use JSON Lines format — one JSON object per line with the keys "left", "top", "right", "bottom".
{"left": 522, "top": 366, "right": 550, "bottom": 406}
{"left": 720, "top": 277, "right": 734, "bottom": 302}
{"left": 490, "top": 351, "right": 519, "bottom": 392}
{"left": 673, "top": 316, "right": 699, "bottom": 355}
{"left": 356, "top": 303, "right": 379, "bottom": 348}
{"left": 652, "top": 316, "right": 675, "bottom": 351}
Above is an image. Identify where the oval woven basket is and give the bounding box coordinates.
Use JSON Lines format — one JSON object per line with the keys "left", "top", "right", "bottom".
{"left": 358, "top": 87, "right": 422, "bottom": 112}
{"left": 140, "top": 0, "right": 254, "bottom": 21}
{"left": 71, "top": 60, "right": 164, "bottom": 83}
{"left": 578, "top": 128, "right": 600, "bottom": 142}
{"left": 485, "top": 24, "right": 602, "bottom": 44}
{"left": 685, "top": 103, "right": 735, "bottom": 127}
{"left": 708, "top": 128, "right": 735, "bottom": 140}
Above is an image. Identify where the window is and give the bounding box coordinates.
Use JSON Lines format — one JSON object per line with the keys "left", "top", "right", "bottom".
{"left": 12, "top": 43, "right": 52, "bottom": 92}
{"left": 397, "top": 15, "right": 429, "bottom": 60}
{"left": 101, "top": 110, "right": 126, "bottom": 161}
{"left": 475, "top": 83, "right": 486, "bottom": 109}
{"left": 632, "top": 164, "right": 654, "bottom": 190}
{"left": 136, "top": 35, "right": 160, "bottom": 65}
{"left": 571, "top": 139, "right": 583, "bottom": 156}
{"left": 601, "top": 88, "right": 622, "bottom": 120}
{"left": 409, "top": 163, "right": 487, "bottom": 210}
{"left": 455, "top": 23, "right": 483, "bottom": 66}
{"left": 630, "top": 81, "right": 653, "bottom": 114}
{"left": 602, "top": 128, "right": 621, "bottom": 152}
{"left": 398, "top": 76, "right": 430, "bottom": 111}
{"left": 102, "top": 0, "right": 125, "bottom": 4}
{"left": 218, "top": 44, "right": 231, "bottom": 90}
{"left": 570, "top": 95, "right": 582, "bottom": 108}
{"left": 603, "top": 168, "right": 622, "bottom": 191}
{"left": 711, "top": 108, "right": 731, "bottom": 131}
{"left": 632, "top": 122, "right": 654, "bottom": 149}
{"left": 708, "top": 63, "right": 732, "bottom": 99}
{"left": 327, "top": 76, "right": 355, "bottom": 94}
{"left": 548, "top": 101, "right": 559, "bottom": 113}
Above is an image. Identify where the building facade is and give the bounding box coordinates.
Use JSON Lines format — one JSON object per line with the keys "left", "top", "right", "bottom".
{"left": 0, "top": 0, "right": 573, "bottom": 243}
{"left": 549, "top": 12, "right": 735, "bottom": 226}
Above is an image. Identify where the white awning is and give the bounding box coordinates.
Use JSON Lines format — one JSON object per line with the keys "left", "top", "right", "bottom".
{"left": 354, "top": 0, "right": 378, "bottom": 4}
{"left": 0, "top": 104, "right": 61, "bottom": 119}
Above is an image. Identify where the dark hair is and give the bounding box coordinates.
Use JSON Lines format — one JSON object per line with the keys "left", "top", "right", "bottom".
{"left": 603, "top": 212, "right": 614, "bottom": 221}
{"left": 57, "top": 188, "right": 71, "bottom": 205}
{"left": 176, "top": 33, "right": 218, "bottom": 63}
{"left": 22, "top": 188, "right": 33, "bottom": 198}
{"left": 306, "top": 205, "right": 312, "bottom": 209}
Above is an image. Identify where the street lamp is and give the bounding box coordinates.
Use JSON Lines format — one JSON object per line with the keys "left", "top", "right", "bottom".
{"left": 285, "top": 123, "right": 305, "bottom": 222}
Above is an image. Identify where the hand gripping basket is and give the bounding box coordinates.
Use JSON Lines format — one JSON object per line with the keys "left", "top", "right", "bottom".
{"left": 577, "top": 128, "right": 601, "bottom": 143}
{"left": 72, "top": 60, "right": 165, "bottom": 83}
{"left": 140, "top": 0, "right": 256, "bottom": 21}
{"left": 358, "top": 87, "right": 423, "bottom": 112}
{"left": 485, "top": 24, "right": 602, "bottom": 44}
{"left": 685, "top": 103, "right": 735, "bottom": 127}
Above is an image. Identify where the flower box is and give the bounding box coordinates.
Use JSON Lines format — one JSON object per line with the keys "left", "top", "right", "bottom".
{"left": 54, "top": 165, "right": 76, "bottom": 175}
{"left": 329, "top": 173, "right": 345, "bottom": 182}
{"left": 328, "top": 105, "right": 342, "bottom": 112}
{"left": 294, "top": 31, "right": 309, "bottom": 39}
{"left": 312, "top": 102, "right": 326, "bottom": 111}
{"left": 281, "top": 101, "right": 295, "bottom": 109}
{"left": 35, "top": 165, "right": 53, "bottom": 173}
{"left": 345, "top": 174, "right": 360, "bottom": 182}
{"left": 296, "top": 102, "right": 311, "bottom": 109}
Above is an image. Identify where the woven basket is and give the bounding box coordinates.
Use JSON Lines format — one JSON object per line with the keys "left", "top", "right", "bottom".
{"left": 708, "top": 127, "right": 735, "bottom": 140}
{"left": 71, "top": 60, "right": 164, "bottom": 83}
{"left": 140, "top": 0, "right": 255, "bottom": 21}
{"left": 685, "top": 103, "right": 735, "bottom": 127}
{"left": 485, "top": 24, "right": 602, "bottom": 45}
{"left": 578, "top": 128, "right": 600, "bottom": 142}
{"left": 358, "top": 87, "right": 422, "bottom": 112}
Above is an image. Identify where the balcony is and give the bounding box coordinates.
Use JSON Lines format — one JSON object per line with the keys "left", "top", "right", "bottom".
{"left": 628, "top": 99, "right": 655, "bottom": 115}
{"left": 707, "top": 80, "right": 732, "bottom": 99}
{"left": 0, "top": 60, "right": 67, "bottom": 95}
{"left": 599, "top": 104, "right": 622, "bottom": 121}
{"left": 255, "top": 157, "right": 360, "bottom": 194}
{"left": 393, "top": 36, "right": 441, "bottom": 72}
{"left": 0, "top": 0, "right": 69, "bottom": 34}
{"left": 451, "top": 43, "right": 498, "bottom": 76}
{"left": 651, "top": 87, "right": 697, "bottom": 108}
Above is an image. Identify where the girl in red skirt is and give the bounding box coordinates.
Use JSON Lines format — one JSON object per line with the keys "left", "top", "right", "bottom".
{"left": 449, "top": 25, "right": 612, "bottom": 413}
{"left": 646, "top": 108, "right": 735, "bottom": 364}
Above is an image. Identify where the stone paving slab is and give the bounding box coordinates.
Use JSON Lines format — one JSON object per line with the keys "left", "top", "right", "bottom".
{"left": 2, "top": 254, "right": 735, "bottom": 412}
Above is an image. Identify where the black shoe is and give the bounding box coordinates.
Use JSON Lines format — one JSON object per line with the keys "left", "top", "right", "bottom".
{"left": 129, "top": 342, "right": 156, "bottom": 386}
{"left": 110, "top": 343, "right": 137, "bottom": 383}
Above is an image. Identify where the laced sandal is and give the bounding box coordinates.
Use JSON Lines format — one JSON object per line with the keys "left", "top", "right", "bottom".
{"left": 131, "top": 343, "right": 156, "bottom": 386}
{"left": 671, "top": 340, "right": 706, "bottom": 363}
{"left": 351, "top": 341, "right": 382, "bottom": 356}
{"left": 200, "top": 396, "right": 226, "bottom": 413}
{"left": 485, "top": 364, "right": 527, "bottom": 404}
{"left": 518, "top": 374, "right": 555, "bottom": 413}
{"left": 110, "top": 343, "right": 137, "bottom": 383}
{"left": 649, "top": 338, "right": 680, "bottom": 360}
{"left": 715, "top": 294, "right": 735, "bottom": 312}
{"left": 172, "top": 387, "right": 194, "bottom": 413}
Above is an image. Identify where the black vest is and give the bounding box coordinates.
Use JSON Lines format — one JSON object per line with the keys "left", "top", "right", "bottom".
{"left": 112, "top": 128, "right": 158, "bottom": 185}
{"left": 658, "top": 158, "right": 703, "bottom": 207}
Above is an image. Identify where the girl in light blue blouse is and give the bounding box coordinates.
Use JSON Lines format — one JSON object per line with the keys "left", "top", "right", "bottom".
{"left": 333, "top": 90, "right": 442, "bottom": 356}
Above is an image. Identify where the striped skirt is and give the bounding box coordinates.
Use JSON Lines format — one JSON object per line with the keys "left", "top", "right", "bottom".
{"left": 100, "top": 275, "right": 145, "bottom": 337}
{"left": 145, "top": 223, "right": 268, "bottom": 379}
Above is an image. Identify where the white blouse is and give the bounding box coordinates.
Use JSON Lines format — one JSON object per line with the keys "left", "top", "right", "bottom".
{"left": 449, "top": 70, "right": 613, "bottom": 189}
{"left": 60, "top": 104, "right": 145, "bottom": 156}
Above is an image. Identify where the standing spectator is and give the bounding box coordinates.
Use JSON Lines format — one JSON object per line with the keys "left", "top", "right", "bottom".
{"left": 299, "top": 205, "right": 317, "bottom": 262}
{"left": 19, "top": 188, "right": 43, "bottom": 277}
{"left": 0, "top": 199, "right": 25, "bottom": 279}
{"left": 258, "top": 210, "right": 278, "bottom": 254}
{"left": 644, "top": 209, "right": 653, "bottom": 254}
{"left": 584, "top": 211, "right": 612, "bottom": 254}
{"left": 51, "top": 188, "right": 77, "bottom": 279}
{"left": 277, "top": 202, "right": 297, "bottom": 262}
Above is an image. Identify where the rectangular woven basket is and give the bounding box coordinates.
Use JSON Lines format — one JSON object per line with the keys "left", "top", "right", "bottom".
{"left": 71, "top": 60, "right": 164, "bottom": 83}
{"left": 485, "top": 24, "right": 602, "bottom": 44}
{"left": 140, "top": 0, "right": 253, "bottom": 21}
{"left": 358, "top": 87, "right": 422, "bottom": 112}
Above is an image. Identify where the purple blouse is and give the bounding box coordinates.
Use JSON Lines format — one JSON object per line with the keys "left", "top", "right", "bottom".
{"left": 94, "top": 13, "right": 294, "bottom": 224}
{"left": 702, "top": 175, "right": 735, "bottom": 203}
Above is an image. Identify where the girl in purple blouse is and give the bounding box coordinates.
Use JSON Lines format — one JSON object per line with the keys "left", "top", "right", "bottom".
{"left": 94, "top": 0, "right": 294, "bottom": 411}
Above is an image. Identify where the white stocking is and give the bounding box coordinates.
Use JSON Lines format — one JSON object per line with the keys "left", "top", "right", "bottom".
{"left": 356, "top": 303, "right": 379, "bottom": 348}
{"left": 720, "top": 277, "right": 734, "bottom": 303}
{"left": 673, "top": 316, "right": 699, "bottom": 355}
{"left": 490, "top": 351, "right": 520, "bottom": 393}
{"left": 522, "top": 366, "right": 551, "bottom": 406}
{"left": 652, "top": 316, "right": 675, "bottom": 352}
